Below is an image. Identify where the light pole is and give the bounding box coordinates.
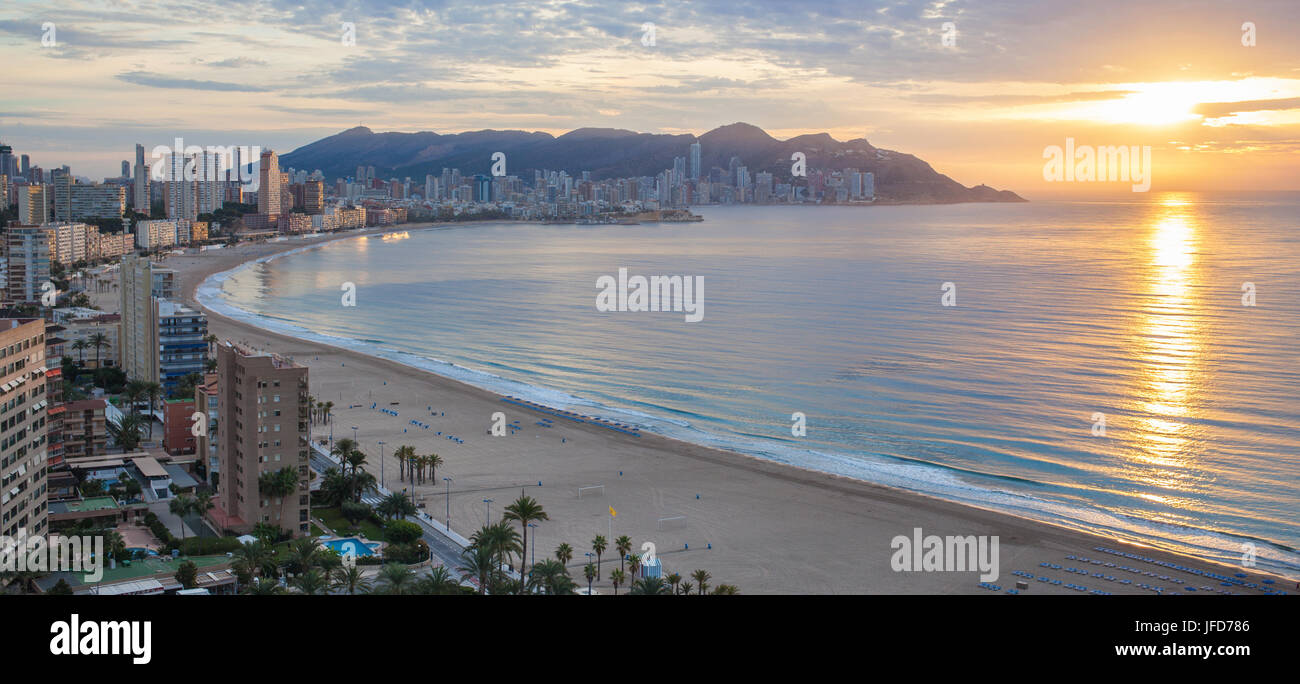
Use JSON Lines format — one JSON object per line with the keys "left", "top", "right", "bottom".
{"left": 483, "top": 498, "right": 493, "bottom": 524}
{"left": 443, "top": 477, "right": 453, "bottom": 532}
{"left": 351, "top": 426, "right": 358, "bottom": 443}
{"left": 377, "top": 440, "right": 386, "bottom": 490}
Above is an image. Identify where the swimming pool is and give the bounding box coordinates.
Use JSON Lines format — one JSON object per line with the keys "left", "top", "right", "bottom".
{"left": 321, "top": 537, "right": 381, "bottom": 557}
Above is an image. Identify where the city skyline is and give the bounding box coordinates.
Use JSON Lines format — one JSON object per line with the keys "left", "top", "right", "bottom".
{"left": 1, "top": 0, "right": 1298, "bottom": 193}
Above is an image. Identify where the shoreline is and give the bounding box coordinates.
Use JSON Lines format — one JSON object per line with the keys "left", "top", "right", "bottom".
{"left": 168, "top": 225, "right": 1294, "bottom": 594}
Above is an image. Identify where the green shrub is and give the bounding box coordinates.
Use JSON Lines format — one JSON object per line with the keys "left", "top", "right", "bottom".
{"left": 384, "top": 519, "right": 422, "bottom": 545}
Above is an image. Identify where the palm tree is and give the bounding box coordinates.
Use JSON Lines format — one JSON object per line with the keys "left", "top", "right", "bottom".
{"left": 204, "top": 333, "right": 218, "bottom": 357}
{"left": 555, "top": 542, "right": 573, "bottom": 567}
{"left": 291, "top": 569, "right": 329, "bottom": 595}
{"left": 235, "top": 541, "right": 272, "bottom": 581}
{"left": 124, "top": 380, "right": 147, "bottom": 416}
{"left": 319, "top": 468, "right": 350, "bottom": 507}
{"left": 458, "top": 544, "right": 496, "bottom": 595}
{"left": 591, "top": 535, "right": 607, "bottom": 579}
{"left": 89, "top": 332, "right": 108, "bottom": 369}
{"left": 333, "top": 566, "right": 371, "bottom": 595}
{"left": 626, "top": 553, "right": 642, "bottom": 581}
{"left": 629, "top": 577, "right": 671, "bottom": 595}
{"left": 108, "top": 413, "right": 144, "bottom": 452}
{"left": 583, "top": 563, "right": 596, "bottom": 595}
{"left": 680, "top": 582, "right": 694, "bottom": 595}
{"left": 350, "top": 471, "right": 376, "bottom": 503}
{"left": 375, "top": 562, "right": 416, "bottom": 595}
{"left": 615, "top": 535, "right": 632, "bottom": 574}
{"left": 193, "top": 493, "right": 215, "bottom": 527}
{"left": 322, "top": 401, "right": 334, "bottom": 426}
{"left": 287, "top": 536, "right": 321, "bottom": 575}
{"left": 143, "top": 381, "right": 162, "bottom": 438}
{"left": 610, "top": 569, "right": 626, "bottom": 595}
{"left": 527, "top": 559, "right": 576, "bottom": 595}
{"left": 691, "top": 569, "right": 711, "bottom": 595}
{"left": 258, "top": 468, "right": 299, "bottom": 525}
{"left": 331, "top": 438, "right": 358, "bottom": 472}
{"left": 420, "top": 566, "right": 459, "bottom": 595}
{"left": 376, "top": 491, "right": 416, "bottom": 520}
{"left": 168, "top": 495, "right": 195, "bottom": 547}
{"left": 503, "top": 494, "right": 549, "bottom": 593}
{"left": 424, "top": 453, "right": 443, "bottom": 482}
{"left": 666, "top": 573, "right": 682, "bottom": 595}
{"left": 241, "top": 578, "right": 287, "bottom": 595}
{"left": 711, "top": 584, "right": 739, "bottom": 595}
{"left": 475, "top": 521, "right": 521, "bottom": 577}
{"left": 71, "top": 339, "right": 87, "bottom": 365}
{"left": 394, "top": 445, "right": 414, "bottom": 482}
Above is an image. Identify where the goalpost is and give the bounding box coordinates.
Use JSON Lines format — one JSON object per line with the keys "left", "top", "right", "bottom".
{"left": 577, "top": 484, "right": 605, "bottom": 499}
{"left": 657, "top": 515, "right": 687, "bottom": 531}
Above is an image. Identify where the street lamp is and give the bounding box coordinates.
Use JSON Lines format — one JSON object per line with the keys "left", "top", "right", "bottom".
{"left": 351, "top": 426, "right": 358, "bottom": 442}
{"left": 483, "top": 498, "right": 494, "bottom": 524}
{"left": 377, "top": 440, "right": 386, "bottom": 490}
{"left": 443, "top": 477, "right": 453, "bottom": 532}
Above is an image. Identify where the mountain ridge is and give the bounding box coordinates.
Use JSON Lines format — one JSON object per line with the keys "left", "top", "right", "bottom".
{"left": 281, "top": 122, "right": 1025, "bottom": 203}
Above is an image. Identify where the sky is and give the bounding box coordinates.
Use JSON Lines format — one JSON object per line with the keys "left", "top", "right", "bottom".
{"left": 1, "top": 0, "right": 1298, "bottom": 196}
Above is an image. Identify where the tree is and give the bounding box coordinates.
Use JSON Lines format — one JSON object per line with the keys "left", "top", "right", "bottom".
{"left": 286, "top": 536, "right": 322, "bottom": 575}
{"left": 711, "top": 584, "right": 739, "bottom": 595}
{"left": 340, "top": 501, "right": 372, "bottom": 530}
{"left": 424, "top": 453, "right": 443, "bottom": 482}
{"left": 143, "top": 382, "right": 162, "bottom": 438}
{"left": 527, "top": 559, "right": 576, "bottom": 595}
{"left": 377, "top": 491, "right": 416, "bottom": 520}
{"left": 626, "top": 553, "right": 641, "bottom": 582}
{"left": 291, "top": 569, "right": 329, "bottom": 595}
{"left": 419, "top": 566, "right": 460, "bottom": 595}
{"left": 108, "top": 413, "right": 144, "bottom": 451}
{"left": 89, "top": 332, "right": 108, "bottom": 369}
{"left": 124, "top": 380, "right": 148, "bottom": 416}
{"left": 385, "top": 519, "right": 422, "bottom": 545}
{"left": 629, "top": 577, "right": 671, "bottom": 595}
{"left": 691, "top": 569, "right": 711, "bottom": 595}
{"left": 333, "top": 566, "right": 371, "bottom": 595}
{"left": 666, "top": 573, "right": 682, "bottom": 595}
{"left": 176, "top": 560, "right": 199, "bottom": 589}
{"left": 458, "top": 544, "right": 496, "bottom": 595}
{"left": 555, "top": 542, "right": 573, "bottom": 567}
{"left": 168, "top": 495, "right": 195, "bottom": 546}
{"left": 319, "top": 468, "right": 349, "bottom": 507}
{"left": 375, "top": 562, "right": 416, "bottom": 595}
{"left": 503, "top": 494, "right": 548, "bottom": 593}
{"left": 610, "top": 569, "right": 626, "bottom": 595}
{"left": 583, "top": 563, "right": 596, "bottom": 595}
{"left": 258, "top": 468, "right": 299, "bottom": 526}
{"left": 234, "top": 541, "right": 272, "bottom": 581}
{"left": 48, "top": 578, "right": 74, "bottom": 595}
{"left": 394, "top": 445, "right": 414, "bottom": 482}
{"left": 473, "top": 521, "right": 521, "bottom": 578}
{"left": 615, "top": 535, "right": 632, "bottom": 574}
{"left": 71, "top": 339, "right": 88, "bottom": 365}
{"left": 591, "top": 535, "right": 607, "bottom": 579}
{"left": 242, "top": 578, "right": 287, "bottom": 595}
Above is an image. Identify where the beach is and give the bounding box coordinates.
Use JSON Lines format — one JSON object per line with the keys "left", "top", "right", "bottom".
{"left": 152, "top": 225, "right": 1293, "bottom": 595}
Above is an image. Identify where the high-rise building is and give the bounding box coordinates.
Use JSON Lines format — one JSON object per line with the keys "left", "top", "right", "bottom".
{"left": 157, "top": 299, "right": 207, "bottom": 392}
{"left": 212, "top": 341, "right": 310, "bottom": 536}
{"left": 119, "top": 255, "right": 177, "bottom": 384}
{"left": 17, "top": 185, "right": 48, "bottom": 225}
{"left": 303, "top": 180, "right": 324, "bottom": 214}
{"left": 50, "top": 169, "right": 73, "bottom": 222}
{"left": 69, "top": 185, "right": 127, "bottom": 220}
{"left": 133, "top": 144, "right": 149, "bottom": 213}
{"left": 0, "top": 317, "right": 51, "bottom": 538}
{"left": 689, "top": 142, "right": 702, "bottom": 180}
{"left": 120, "top": 161, "right": 130, "bottom": 178}
{"left": 4, "top": 226, "right": 52, "bottom": 305}
{"left": 258, "top": 150, "right": 281, "bottom": 218}
{"left": 20, "top": 154, "right": 30, "bottom": 179}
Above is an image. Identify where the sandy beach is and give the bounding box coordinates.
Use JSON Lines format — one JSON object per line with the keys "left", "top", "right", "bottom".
{"left": 140, "top": 225, "right": 1295, "bottom": 595}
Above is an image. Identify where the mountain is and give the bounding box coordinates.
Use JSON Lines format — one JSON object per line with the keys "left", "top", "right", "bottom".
{"left": 280, "top": 122, "right": 1024, "bottom": 203}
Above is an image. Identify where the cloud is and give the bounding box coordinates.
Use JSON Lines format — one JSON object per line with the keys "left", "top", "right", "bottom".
{"left": 115, "top": 71, "right": 272, "bottom": 92}
{"left": 1194, "top": 98, "right": 1300, "bottom": 117}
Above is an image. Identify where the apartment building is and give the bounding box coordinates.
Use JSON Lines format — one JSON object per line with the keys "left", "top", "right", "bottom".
{"left": 0, "top": 318, "right": 51, "bottom": 538}
{"left": 212, "top": 341, "right": 309, "bottom": 536}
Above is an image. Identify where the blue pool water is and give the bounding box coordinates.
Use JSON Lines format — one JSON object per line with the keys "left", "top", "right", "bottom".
{"left": 322, "top": 538, "right": 379, "bottom": 557}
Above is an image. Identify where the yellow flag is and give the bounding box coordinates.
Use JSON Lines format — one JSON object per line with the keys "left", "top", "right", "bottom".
{"left": 609, "top": 506, "right": 617, "bottom": 517}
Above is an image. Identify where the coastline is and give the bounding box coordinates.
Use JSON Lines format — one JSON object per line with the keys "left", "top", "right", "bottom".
{"left": 170, "top": 224, "right": 1294, "bottom": 594}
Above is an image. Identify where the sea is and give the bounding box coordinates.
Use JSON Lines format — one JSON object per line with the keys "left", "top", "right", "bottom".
{"left": 197, "top": 194, "right": 1300, "bottom": 578}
